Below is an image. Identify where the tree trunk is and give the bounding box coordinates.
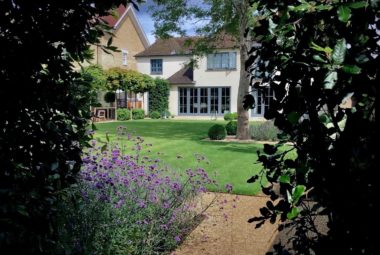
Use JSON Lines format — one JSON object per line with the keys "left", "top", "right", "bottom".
{"left": 236, "top": 0, "right": 251, "bottom": 140}
{"left": 236, "top": 46, "right": 251, "bottom": 140}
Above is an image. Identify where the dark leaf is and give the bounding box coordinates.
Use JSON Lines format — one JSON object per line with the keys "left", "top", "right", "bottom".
{"left": 292, "top": 185, "right": 306, "bottom": 204}
{"left": 342, "top": 65, "right": 362, "bottom": 74}
{"left": 255, "top": 220, "right": 266, "bottom": 229}
{"left": 287, "top": 112, "right": 301, "bottom": 124}
{"left": 287, "top": 207, "right": 299, "bottom": 220}
{"left": 260, "top": 207, "right": 271, "bottom": 217}
{"left": 266, "top": 201, "right": 275, "bottom": 210}
{"left": 247, "top": 175, "right": 259, "bottom": 183}
{"left": 312, "top": 54, "right": 327, "bottom": 63}
{"left": 324, "top": 71, "right": 338, "bottom": 89}
{"left": 279, "top": 174, "right": 291, "bottom": 184}
{"left": 337, "top": 5, "right": 351, "bottom": 23}
{"left": 243, "top": 94, "right": 255, "bottom": 110}
{"left": 248, "top": 216, "right": 265, "bottom": 223}
{"left": 264, "top": 144, "right": 277, "bottom": 155}
{"left": 332, "top": 38, "right": 346, "bottom": 64}
{"left": 270, "top": 214, "right": 277, "bottom": 224}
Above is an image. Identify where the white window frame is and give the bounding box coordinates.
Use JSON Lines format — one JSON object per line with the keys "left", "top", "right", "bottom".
{"left": 207, "top": 52, "right": 237, "bottom": 70}
{"left": 122, "top": 49, "right": 128, "bottom": 66}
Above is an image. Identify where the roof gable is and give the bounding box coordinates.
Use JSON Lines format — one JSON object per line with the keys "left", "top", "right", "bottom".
{"left": 100, "top": 5, "right": 150, "bottom": 49}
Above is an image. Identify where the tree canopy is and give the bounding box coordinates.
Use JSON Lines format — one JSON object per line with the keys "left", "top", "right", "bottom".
{"left": 106, "top": 67, "right": 156, "bottom": 93}
{"left": 245, "top": 0, "right": 378, "bottom": 254}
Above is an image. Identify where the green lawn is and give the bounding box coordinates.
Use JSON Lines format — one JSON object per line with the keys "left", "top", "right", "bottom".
{"left": 94, "top": 120, "right": 266, "bottom": 195}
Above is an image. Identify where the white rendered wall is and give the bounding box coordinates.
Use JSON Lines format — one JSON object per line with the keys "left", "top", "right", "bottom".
{"left": 136, "top": 56, "right": 191, "bottom": 78}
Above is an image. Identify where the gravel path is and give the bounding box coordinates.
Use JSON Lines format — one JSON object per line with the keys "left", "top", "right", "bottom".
{"left": 173, "top": 193, "right": 279, "bottom": 255}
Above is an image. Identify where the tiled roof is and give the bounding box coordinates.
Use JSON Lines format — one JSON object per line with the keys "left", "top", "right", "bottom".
{"left": 100, "top": 5, "right": 126, "bottom": 27}
{"left": 167, "top": 66, "right": 194, "bottom": 84}
{"left": 135, "top": 35, "right": 238, "bottom": 57}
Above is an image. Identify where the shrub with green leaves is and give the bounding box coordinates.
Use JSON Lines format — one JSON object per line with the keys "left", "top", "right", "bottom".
{"left": 208, "top": 124, "right": 227, "bottom": 140}
{"left": 117, "top": 109, "right": 131, "bottom": 121}
{"left": 132, "top": 109, "right": 145, "bottom": 120}
{"left": 249, "top": 121, "right": 279, "bottom": 141}
{"left": 149, "top": 111, "right": 161, "bottom": 119}
{"left": 225, "top": 121, "right": 237, "bottom": 135}
{"left": 149, "top": 78, "right": 169, "bottom": 113}
{"left": 224, "top": 112, "right": 238, "bottom": 121}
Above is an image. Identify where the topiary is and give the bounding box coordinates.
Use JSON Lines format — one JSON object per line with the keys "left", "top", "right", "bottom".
{"left": 132, "top": 109, "right": 145, "bottom": 120}
{"left": 208, "top": 124, "right": 227, "bottom": 140}
{"left": 104, "top": 91, "right": 116, "bottom": 103}
{"left": 224, "top": 112, "right": 238, "bottom": 121}
{"left": 225, "top": 121, "right": 237, "bottom": 135}
{"left": 149, "top": 111, "right": 160, "bottom": 119}
{"left": 117, "top": 109, "right": 131, "bottom": 121}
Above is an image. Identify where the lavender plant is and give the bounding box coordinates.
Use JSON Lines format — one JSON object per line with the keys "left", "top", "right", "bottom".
{"left": 58, "top": 128, "right": 228, "bottom": 255}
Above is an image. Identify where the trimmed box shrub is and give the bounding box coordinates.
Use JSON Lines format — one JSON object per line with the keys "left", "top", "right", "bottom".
{"left": 132, "top": 109, "right": 145, "bottom": 120}
{"left": 149, "top": 111, "right": 161, "bottom": 119}
{"left": 225, "top": 121, "right": 237, "bottom": 135}
{"left": 208, "top": 124, "right": 227, "bottom": 140}
{"left": 250, "top": 121, "right": 280, "bottom": 141}
{"left": 117, "top": 109, "right": 131, "bottom": 121}
{"left": 224, "top": 112, "right": 238, "bottom": 121}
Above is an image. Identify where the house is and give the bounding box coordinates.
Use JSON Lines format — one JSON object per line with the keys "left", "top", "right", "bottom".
{"left": 135, "top": 37, "right": 274, "bottom": 119}
{"left": 81, "top": 4, "right": 150, "bottom": 117}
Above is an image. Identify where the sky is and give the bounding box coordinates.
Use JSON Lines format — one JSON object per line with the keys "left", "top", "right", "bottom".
{"left": 134, "top": 1, "right": 156, "bottom": 44}
{"left": 134, "top": 0, "right": 207, "bottom": 44}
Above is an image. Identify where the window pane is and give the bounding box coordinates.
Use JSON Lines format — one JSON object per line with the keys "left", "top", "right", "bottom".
{"left": 207, "top": 54, "right": 214, "bottom": 69}
{"left": 179, "top": 88, "right": 187, "bottom": 114}
{"left": 199, "top": 88, "right": 208, "bottom": 113}
{"left": 210, "top": 88, "right": 219, "bottom": 114}
{"left": 214, "top": 54, "right": 222, "bottom": 69}
{"left": 221, "top": 53, "right": 229, "bottom": 68}
{"left": 221, "top": 87, "right": 230, "bottom": 113}
{"left": 229, "top": 52, "right": 236, "bottom": 69}
{"left": 189, "top": 88, "right": 198, "bottom": 114}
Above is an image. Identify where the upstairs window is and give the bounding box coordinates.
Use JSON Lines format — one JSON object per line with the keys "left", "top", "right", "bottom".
{"left": 207, "top": 52, "right": 236, "bottom": 70}
{"left": 122, "top": 49, "right": 128, "bottom": 66}
{"left": 151, "top": 59, "right": 163, "bottom": 74}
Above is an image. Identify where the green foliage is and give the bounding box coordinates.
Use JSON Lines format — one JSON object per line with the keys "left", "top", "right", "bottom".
{"left": 104, "top": 91, "right": 116, "bottom": 103}
{"left": 149, "top": 111, "right": 161, "bottom": 119}
{"left": 117, "top": 109, "right": 131, "bottom": 121}
{"left": 246, "top": 0, "right": 377, "bottom": 253}
{"left": 249, "top": 121, "right": 280, "bottom": 141}
{"left": 224, "top": 112, "right": 238, "bottom": 121}
{"left": 0, "top": 1, "right": 136, "bottom": 253}
{"left": 81, "top": 65, "right": 109, "bottom": 106}
{"left": 225, "top": 121, "right": 237, "bottom": 135}
{"left": 148, "top": 78, "right": 170, "bottom": 113}
{"left": 106, "top": 68, "right": 155, "bottom": 93}
{"left": 208, "top": 124, "right": 227, "bottom": 140}
{"left": 132, "top": 109, "right": 145, "bottom": 120}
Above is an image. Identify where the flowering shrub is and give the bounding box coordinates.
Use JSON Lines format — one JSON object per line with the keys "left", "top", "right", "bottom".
{"left": 57, "top": 130, "right": 227, "bottom": 254}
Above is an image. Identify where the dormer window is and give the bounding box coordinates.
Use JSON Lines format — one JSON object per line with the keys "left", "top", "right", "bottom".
{"left": 151, "top": 59, "right": 163, "bottom": 74}
{"left": 207, "top": 52, "right": 237, "bottom": 70}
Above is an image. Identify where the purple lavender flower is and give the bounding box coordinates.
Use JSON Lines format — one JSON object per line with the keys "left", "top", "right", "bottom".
{"left": 174, "top": 235, "right": 181, "bottom": 242}
{"left": 137, "top": 199, "right": 146, "bottom": 208}
{"left": 225, "top": 183, "right": 233, "bottom": 193}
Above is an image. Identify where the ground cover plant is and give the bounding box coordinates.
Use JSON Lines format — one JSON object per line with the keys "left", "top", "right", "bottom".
{"left": 57, "top": 129, "right": 233, "bottom": 254}
{"left": 95, "top": 120, "right": 268, "bottom": 195}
